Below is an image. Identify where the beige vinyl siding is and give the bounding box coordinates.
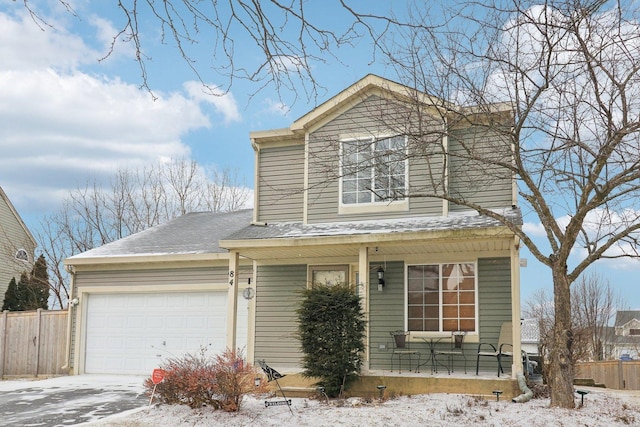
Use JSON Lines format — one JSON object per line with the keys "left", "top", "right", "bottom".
{"left": 253, "top": 264, "right": 306, "bottom": 369}
{"left": 368, "top": 257, "right": 511, "bottom": 372}
{"left": 0, "top": 195, "right": 35, "bottom": 298}
{"left": 306, "top": 95, "right": 444, "bottom": 223}
{"left": 70, "top": 266, "right": 243, "bottom": 369}
{"left": 448, "top": 126, "right": 513, "bottom": 212}
{"left": 476, "top": 257, "right": 513, "bottom": 373}
{"left": 257, "top": 144, "right": 305, "bottom": 223}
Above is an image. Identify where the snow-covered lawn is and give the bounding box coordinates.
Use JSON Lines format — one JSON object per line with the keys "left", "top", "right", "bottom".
{"left": 82, "top": 387, "right": 640, "bottom": 427}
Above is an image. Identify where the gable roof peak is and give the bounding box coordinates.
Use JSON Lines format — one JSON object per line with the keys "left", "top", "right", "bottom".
{"left": 615, "top": 310, "right": 640, "bottom": 327}
{"left": 289, "top": 74, "right": 447, "bottom": 133}
{"left": 0, "top": 185, "right": 36, "bottom": 246}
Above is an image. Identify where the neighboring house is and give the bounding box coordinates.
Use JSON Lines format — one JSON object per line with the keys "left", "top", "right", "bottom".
{"left": 612, "top": 310, "right": 640, "bottom": 359}
{"left": 65, "top": 74, "right": 523, "bottom": 380}
{"left": 64, "top": 210, "right": 253, "bottom": 375}
{"left": 521, "top": 318, "right": 540, "bottom": 356}
{"left": 0, "top": 186, "right": 36, "bottom": 300}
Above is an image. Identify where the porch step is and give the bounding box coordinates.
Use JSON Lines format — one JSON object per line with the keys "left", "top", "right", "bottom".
{"left": 277, "top": 386, "right": 317, "bottom": 398}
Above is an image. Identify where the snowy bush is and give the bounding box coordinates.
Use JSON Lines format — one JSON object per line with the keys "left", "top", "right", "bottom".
{"left": 144, "top": 348, "right": 269, "bottom": 411}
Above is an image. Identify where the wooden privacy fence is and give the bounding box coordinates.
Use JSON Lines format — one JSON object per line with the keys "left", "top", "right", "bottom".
{"left": 0, "top": 309, "right": 68, "bottom": 378}
{"left": 576, "top": 360, "right": 640, "bottom": 390}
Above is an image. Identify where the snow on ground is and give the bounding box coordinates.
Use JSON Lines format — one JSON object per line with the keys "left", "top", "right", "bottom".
{"left": 81, "top": 387, "right": 640, "bottom": 427}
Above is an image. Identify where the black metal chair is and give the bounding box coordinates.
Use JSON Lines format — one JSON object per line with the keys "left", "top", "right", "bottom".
{"left": 390, "top": 330, "right": 421, "bottom": 373}
{"left": 434, "top": 331, "right": 467, "bottom": 374}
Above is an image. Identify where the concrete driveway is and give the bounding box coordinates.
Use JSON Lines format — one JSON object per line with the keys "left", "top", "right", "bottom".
{"left": 0, "top": 375, "right": 148, "bottom": 427}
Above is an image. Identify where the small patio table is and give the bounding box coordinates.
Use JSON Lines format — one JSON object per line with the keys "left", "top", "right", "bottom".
{"left": 417, "top": 337, "right": 451, "bottom": 374}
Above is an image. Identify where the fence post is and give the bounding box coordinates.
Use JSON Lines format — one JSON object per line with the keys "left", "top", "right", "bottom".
{"left": 618, "top": 359, "right": 624, "bottom": 389}
{"left": 34, "top": 309, "right": 42, "bottom": 377}
{"left": 0, "top": 310, "right": 6, "bottom": 378}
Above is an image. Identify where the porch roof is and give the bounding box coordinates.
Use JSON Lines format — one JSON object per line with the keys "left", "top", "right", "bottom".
{"left": 220, "top": 207, "right": 522, "bottom": 259}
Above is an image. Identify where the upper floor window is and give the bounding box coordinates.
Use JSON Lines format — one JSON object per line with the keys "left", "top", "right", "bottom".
{"left": 15, "top": 249, "right": 29, "bottom": 262}
{"left": 340, "top": 135, "right": 407, "bottom": 205}
{"left": 630, "top": 328, "right": 640, "bottom": 336}
{"left": 407, "top": 263, "right": 477, "bottom": 334}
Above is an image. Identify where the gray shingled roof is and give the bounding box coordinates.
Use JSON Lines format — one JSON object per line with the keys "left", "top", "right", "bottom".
{"left": 69, "top": 209, "right": 253, "bottom": 259}
{"left": 615, "top": 310, "right": 640, "bottom": 327}
{"left": 223, "top": 207, "right": 522, "bottom": 241}
{"left": 68, "top": 207, "right": 521, "bottom": 260}
{"left": 521, "top": 319, "right": 540, "bottom": 343}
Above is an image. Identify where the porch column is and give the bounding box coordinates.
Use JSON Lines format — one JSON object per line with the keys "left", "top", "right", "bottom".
{"left": 358, "top": 246, "right": 370, "bottom": 371}
{"left": 511, "top": 237, "right": 523, "bottom": 376}
{"left": 226, "top": 250, "right": 240, "bottom": 351}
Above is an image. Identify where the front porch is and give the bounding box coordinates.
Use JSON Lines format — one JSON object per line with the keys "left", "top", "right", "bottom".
{"left": 271, "top": 369, "right": 521, "bottom": 400}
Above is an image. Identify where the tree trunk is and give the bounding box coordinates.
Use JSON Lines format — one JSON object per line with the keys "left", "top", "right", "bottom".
{"left": 548, "top": 266, "right": 575, "bottom": 408}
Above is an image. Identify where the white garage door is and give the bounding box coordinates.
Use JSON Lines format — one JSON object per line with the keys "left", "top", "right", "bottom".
{"left": 84, "top": 292, "right": 248, "bottom": 375}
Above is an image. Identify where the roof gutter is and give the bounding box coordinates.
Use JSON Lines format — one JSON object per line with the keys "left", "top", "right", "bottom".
{"left": 64, "top": 252, "right": 231, "bottom": 268}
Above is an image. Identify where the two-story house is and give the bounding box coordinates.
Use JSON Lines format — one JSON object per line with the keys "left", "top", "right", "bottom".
{"left": 0, "top": 186, "right": 36, "bottom": 300}
{"left": 221, "top": 74, "right": 523, "bottom": 382}
{"left": 66, "top": 75, "right": 522, "bottom": 395}
{"left": 612, "top": 310, "right": 640, "bottom": 359}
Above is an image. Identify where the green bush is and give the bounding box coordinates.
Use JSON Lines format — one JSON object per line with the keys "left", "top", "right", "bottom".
{"left": 144, "top": 348, "right": 268, "bottom": 411}
{"left": 297, "top": 283, "right": 366, "bottom": 397}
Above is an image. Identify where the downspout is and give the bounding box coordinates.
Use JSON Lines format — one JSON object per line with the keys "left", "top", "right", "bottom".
{"left": 512, "top": 372, "right": 533, "bottom": 403}
{"left": 60, "top": 264, "right": 75, "bottom": 372}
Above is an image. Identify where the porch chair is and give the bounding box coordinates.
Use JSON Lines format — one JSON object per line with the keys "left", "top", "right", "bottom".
{"left": 390, "top": 330, "right": 421, "bottom": 373}
{"left": 434, "top": 331, "right": 467, "bottom": 374}
{"left": 475, "top": 322, "right": 513, "bottom": 377}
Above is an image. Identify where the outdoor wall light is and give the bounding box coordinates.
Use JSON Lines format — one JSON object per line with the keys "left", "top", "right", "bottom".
{"left": 377, "top": 266, "right": 385, "bottom": 291}
{"left": 243, "top": 286, "right": 255, "bottom": 300}
{"left": 242, "top": 277, "right": 256, "bottom": 300}
{"left": 69, "top": 298, "right": 79, "bottom": 308}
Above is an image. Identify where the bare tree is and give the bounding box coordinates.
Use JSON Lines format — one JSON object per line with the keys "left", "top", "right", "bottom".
{"left": 525, "top": 272, "right": 624, "bottom": 371}
{"left": 572, "top": 273, "right": 623, "bottom": 361}
{"left": 37, "top": 159, "right": 250, "bottom": 309}
{"left": 204, "top": 167, "right": 252, "bottom": 213}
{"left": 523, "top": 288, "right": 555, "bottom": 378}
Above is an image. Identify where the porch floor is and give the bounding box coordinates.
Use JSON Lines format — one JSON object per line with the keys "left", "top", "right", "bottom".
{"left": 273, "top": 369, "right": 521, "bottom": 400}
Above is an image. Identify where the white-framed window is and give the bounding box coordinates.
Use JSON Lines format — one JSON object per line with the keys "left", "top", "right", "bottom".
{"left": 309, "top": 265, "right": 350, "bottom": 286}
{"left": 406, "top": 262, "right": 477, "bottom": 333}
{"left": 15, "top": 249, "right": 29, "bottom": 262}
{"left": 340, "top": 135, "right": 407, "bottom": 205}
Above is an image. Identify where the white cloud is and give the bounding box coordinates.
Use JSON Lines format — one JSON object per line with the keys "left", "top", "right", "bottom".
{"left": 522, "top": 221, "right": 546, "bottom": 237}
{"left": 88, "top": 14, "right": 135, "bottom": 63}
{"left": 0, "top": 12, "right": 97, "bottom": 71}
{"left": 183, "top": 81, "right": 241, "bottom": 124}
{"left": 0, "top": 11, "right": 218, "bottom": 218}
{"left": 264, "top": 98, "right": 290, "bottom": 117}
